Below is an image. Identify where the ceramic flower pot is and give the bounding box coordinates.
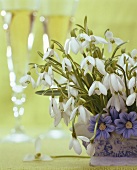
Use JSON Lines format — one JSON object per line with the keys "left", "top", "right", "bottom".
{"left": 90, "top": 134, "right": 137, "bottom": 166}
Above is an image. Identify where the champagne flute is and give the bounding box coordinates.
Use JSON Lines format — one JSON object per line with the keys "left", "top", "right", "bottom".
{"left": 39, "top": 0, "right": 79, "bottom": 52}
{"left": 0, "top": 0, "right": 39, "bottom": 142}
{"left": 38, "top": 0, "right": 79, "bottom": 139}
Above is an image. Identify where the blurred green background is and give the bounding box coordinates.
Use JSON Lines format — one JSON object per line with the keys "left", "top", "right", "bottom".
{"left": 0, "top": 0, "right": 137, "bottom": 137}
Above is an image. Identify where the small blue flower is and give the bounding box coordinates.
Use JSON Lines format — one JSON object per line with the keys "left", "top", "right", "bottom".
{"left": 110, "top": 106, "right": 119, "bottom": 122}
{"left": 114, "top": 112, "right": 137, "bottom": 138}
{"left": 88, "top": 114, "right": 115, "bottom": 140}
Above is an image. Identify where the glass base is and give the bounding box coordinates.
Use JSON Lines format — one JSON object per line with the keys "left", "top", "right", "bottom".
{"left": 2, "top": 126, "right": 33, "bottom": 143}
{"left": 39, "top": 126, "right": 69, "bottom": 139}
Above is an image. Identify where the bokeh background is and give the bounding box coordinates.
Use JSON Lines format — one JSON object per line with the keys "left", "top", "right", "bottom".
{"left": 0, "top": 0, "right": 137, "bottom": 137}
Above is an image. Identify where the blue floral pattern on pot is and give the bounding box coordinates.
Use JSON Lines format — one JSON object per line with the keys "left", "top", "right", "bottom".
{"left": 94, "top": 135, "right": 137, "bottom": 157}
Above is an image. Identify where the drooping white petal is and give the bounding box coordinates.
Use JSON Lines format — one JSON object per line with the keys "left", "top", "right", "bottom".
{"left": 128, "top": 77, "right": 135, "bottom": 89}
{"left": 131, "top": 49, "right": 137, "bottom": 57}
{"left": 126, "top": 93, "right": 136, "bottom": 106}
{"left": 77, "top": 136, "right": 90, "bottom": 142}
{"left": 107, "top": 97, "right": 112, "bottom": 108}
{"left": 93, "top": 35, "right": 108, "bottom": 44}
{"left": 88, "top": 81, "right": 96, "bottom": 96}
{"left": 54, "top": 111, "right": 61, "bottom": 127}
{"left": 69, "top": 137, "right": 73, "bottom": 150}
{"left": 86, "top": 143, "right": 95, "bottom": 156}
{"left": 79, "top": 33, "right": 91, "bottom": 41}
{"left": 64, "top": 97, "right": 74, "bottom": 112}
{"left": 70, "top": 107, "right": 78, "bottom": 120}
{"left": 114, "top": 37, "right": 123, "bottom": 45}
{"left": 80, "top": 58, "right": 87, "bottom": 69}
{"left": 95, "top": 58, "right": 106, "bottom": 75}
{"left": 110, "top": 74, "right": 118, "bottom": 92}
{"left": 43, "top": 50, "right": 51, "bottom": 60}
{"left": 78, "top": 105, "right": 87, "bottom": 123}
{"left": 114, "top": 95, "right": 120, "bottom": 112}
{"left": 72, "top": 138, "right": 82, "bottom": 155}
{"left": 64, "top": 39, "right": 70, "bottom": 54}
{"left": 105, "top": 31, "right": 113, "bottom": 39}
{"left": 70, "top": 37, "right": 81, "bottom": 54}
{"left": 30, "top": 77, "right": 36, "bottom": 88}
{"left": 35, "top": 137, "right": 41, "bottom": 153}
{"left": 44, "top": 74, "right": 52, "bottom": 86}
{"left": 87, "top": 56, "right": 95, "bottom": 66}
{"left": 98, "top": 82, "right": 107, "bottom": 95}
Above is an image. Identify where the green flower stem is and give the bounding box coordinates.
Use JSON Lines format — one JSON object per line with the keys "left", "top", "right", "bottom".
{"left": 111, "top": 42, "right": 127, "bottom": 59}
{"left": 116, "top": 64, "right": 129, "bottom": 97}
{"left": 53, "top": 79, "right": 68, "bottom": 99}
{"left": 72, "top": 114, "right": 77, "bottom": 138}
{"left": 51, "top": 155, "right": 90, "bottom": 158}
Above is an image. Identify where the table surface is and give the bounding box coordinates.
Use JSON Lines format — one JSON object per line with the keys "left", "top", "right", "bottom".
{"left": 0, "top": 135, "right": 137, "bottom": 170}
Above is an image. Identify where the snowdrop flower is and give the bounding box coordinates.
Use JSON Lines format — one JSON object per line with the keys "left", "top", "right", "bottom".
{"left": 81, "top": 56, "right": 106, "bottom": 75}
{"left": 103, "top": 73, "right": 124, "bottom": 93}
{"left": 58, "top": 101, "right": 71, "bottom": 126}
{"left": 81, "top": 56, "right": 95, "bottom": 75}
{"left": 68, "top": 85, "right": 78, "bottom": 98}
{"left": 49, "top": 97, "right": 59, "bottom": 117}
{"left": 126, "top": 91, "right": 137, "bottom": 106}
{"left": 43, "top": 47, "right": 60, "bottom": 61}
{"left": 117, "top": 53, "right": 130, "bottom": 68}
{"left": 23, "top": 137, "right": 52, "bottom": 161}
{"left": 69, "top": 136, "right": 82, "bottom": 155}
{"left": 70, "top": 105, "right": 91, "bottom": 123}
{"left": 64, "top": 96, "right": 75, "bottom": 112}
{"left": 88, "top": 81, "right": 107, "bottom": 96}
{"left": 90, "top": 35, "right": 108, "bottom": 44}
{"left": 86, "top": 143, "right": 95, "bottom": 156}
{"left": 105, "top": 30, "right": 123, "bottom": 52}
{"left": 62, "top": 57, "right": 72, "bottom": 72}
{"left": 64, "top": 37, "right": 81, "bottom": 54}
{"left": 20, "top": 73, "right": 35, "bottom": 88}
{"left": 107, "top": 93, "right": 125, "bottom": 112}
{"left": 130, "top": 49, "right": 137, "bottom": 64}
{"left": 35, "top": 66, "right": 53, "bottom": 88}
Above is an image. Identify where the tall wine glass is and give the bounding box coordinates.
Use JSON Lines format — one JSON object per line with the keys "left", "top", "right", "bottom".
{"left": 0, "top": 0, "right": 39, "bottom": 142}
{"left": 38, "top": 0, "right": 79, "bottom": 139}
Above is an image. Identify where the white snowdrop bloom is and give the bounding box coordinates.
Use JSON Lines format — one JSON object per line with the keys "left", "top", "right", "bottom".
{"left": 58, "top": 102, "right": 71, "bottom": 126}
{"left": 129, "top": 49, "right": 137, "bottom": 65}
{"left": 81, "top": 56, "right": 106, "bottom": 75}
{"left": 20, "top": 74, "right": 35, "bottom": 88}
{"left": 126, "top": 92, "right": 137, "bottom": 106}
{"left": 105, "top": 30, "right": 123, "bottom": 52}
{"left": 81, "top": 56, "right": 95, "bottom": 75}
{"left": 107, "top": 93, "right": 125, "bottom": 112}
{"left": 70, "top": 105, "right": 91, "bottom": 123}
{"left": 35, "top": 66, "right": 53, "bottom": 88}
{"left": 49, "top": 97, "right": 59, "bottom": 117}
{"left": 69, "top": 137, "right": 82, "bottom": 155}
{"left": 23, "top": 137, "right": 52, "bottom": 162}
{"left": 103, "top": 73, "right": 124, "bottom": 93}
{"left": 117, "top": 53, "right": 130, "bottom": 67}
{"left": 88, "top": 81, "right": 107, "bottom": 96}
{"left": 68, "top": 86, "right": 78, "bottom": 98}
{"left": 62, "top": 57, "right": 72, "bottom": 72}
{"left": 64, "top": 96, "right": 75, "bottom": 112}
{"left": 64, "top": 37, "right": 81, "bottom": 54}
{"left": 43, "top": 48, "right": 60, "bottom": 61}
{"left": 86, "top": 143, "right": 95, "bottom": 156}
{"left": 90, "top": 35, "right": 108, "bottom": 44}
